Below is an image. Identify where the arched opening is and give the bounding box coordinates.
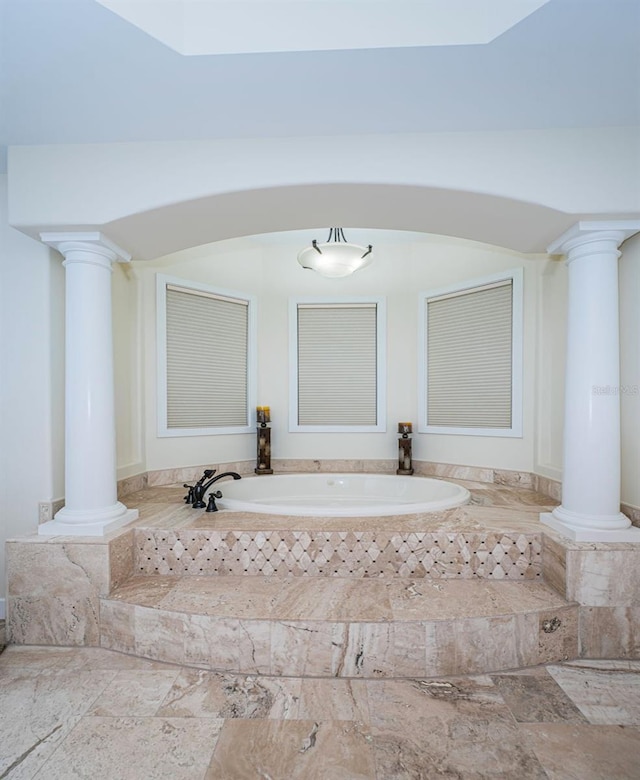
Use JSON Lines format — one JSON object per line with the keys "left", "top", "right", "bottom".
{"left": 104, "top": 182, "right": 576, "bottom": 262}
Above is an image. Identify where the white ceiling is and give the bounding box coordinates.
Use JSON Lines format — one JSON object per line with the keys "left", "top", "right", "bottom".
{"left": 95, "top": 0, "right": 551, "bottom": 55}
{"left": 1, "top": 0, "right": 639, "bottom": 174}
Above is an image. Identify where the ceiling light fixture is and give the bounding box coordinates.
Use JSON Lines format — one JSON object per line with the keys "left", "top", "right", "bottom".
{"left": 297, "top": 228, "right": 373, "bottom": 278}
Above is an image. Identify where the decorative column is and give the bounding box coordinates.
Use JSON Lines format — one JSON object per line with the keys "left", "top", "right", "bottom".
{"left": 39, "top": 232, "right": 138, "bottom": 536}
{"left": 541, "top": 220, "right": 640, "bottom": 542}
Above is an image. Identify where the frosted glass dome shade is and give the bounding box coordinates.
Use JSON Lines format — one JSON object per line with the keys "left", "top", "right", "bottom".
{"left": 297, "top": 229, "right": 373, "bottom": 278}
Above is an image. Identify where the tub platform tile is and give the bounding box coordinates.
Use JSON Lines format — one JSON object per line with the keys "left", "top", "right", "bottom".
{"left": 133, "top": 527, "right": 544, "bottom": 580}
{"left": 100, "top": 575, "right": 577, "bottom": 678}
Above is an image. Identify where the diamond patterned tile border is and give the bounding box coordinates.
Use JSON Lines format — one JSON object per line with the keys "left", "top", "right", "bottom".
{"left": 135, "top": 529, "right": 542, "bottom": 580}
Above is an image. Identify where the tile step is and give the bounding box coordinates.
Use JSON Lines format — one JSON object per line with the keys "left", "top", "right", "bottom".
{"left": 100, "top": 575, "right": 578, "bottom": 678}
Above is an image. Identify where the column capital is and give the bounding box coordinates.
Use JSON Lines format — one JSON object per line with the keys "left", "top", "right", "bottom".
{"left": 40, "top": 231, "right": 131, "bottom": 264}
{"left": 547, "top": 220, "right": 640, "bottom": 257}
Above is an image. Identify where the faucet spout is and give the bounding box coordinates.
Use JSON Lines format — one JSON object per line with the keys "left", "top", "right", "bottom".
{"left": 200, "top": 472, "right": 241, "bottom": 512}
{"left": 202, "top": 471, "right": 242, "bottom": 491}
{"left": 187, "top": 469, "right": 241, "bottom": 509}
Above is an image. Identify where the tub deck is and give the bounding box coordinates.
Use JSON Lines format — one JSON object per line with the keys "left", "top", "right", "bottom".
{"left": 128, "top": 477, "right": 554, "bottom": 534}
{"left": 93, "top": 477, "right": 579, "bottom": 678}
{"left": 9, "top": 477, "right": 639, "bottom": 677}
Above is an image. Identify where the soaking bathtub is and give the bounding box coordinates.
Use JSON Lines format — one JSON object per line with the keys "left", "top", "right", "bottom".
{"left": 216, "top": 473, "right": 470, "bottom": 516}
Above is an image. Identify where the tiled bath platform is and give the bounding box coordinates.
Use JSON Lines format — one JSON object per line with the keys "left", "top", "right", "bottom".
{"left": 6, "top": 478, "right": 640, "bottom": 678}
{"left": 96, "top": 481, "right": 577, "bottom": 676}
{"left": 132, "top": 482, "right": 552, "bottom": 580}
{"left": 101, "top": 575, "right": 577, "bottom": 677}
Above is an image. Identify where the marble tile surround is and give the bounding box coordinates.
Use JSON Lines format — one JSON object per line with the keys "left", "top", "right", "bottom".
{"left": 532, "top": 473, "right": 563, "bottom": 502}
{"left": 8, "top": 481, "right": 553, "bottom": 653}
{"left": 137, "top": 461, "right": 640, "bottom": 529}
{"left": 542, "top": 533, "right": 640, "bottom": 604}
{"left": 622, "top": 501, "right": 640, "bottom": 529}
{"left": 542, "top": 531, "right": 640, "bottom": 659}
{"left": 117, "top": 472, "right": 148, "bottom": 499}
{"left": 144, "top": 459, "right": 539, "bottom": 490}
{"left": 7, "top": 474, "right": 640, "bottom": 674}
{"left": 6, "top": 531, "right": 134, "bottom": 647}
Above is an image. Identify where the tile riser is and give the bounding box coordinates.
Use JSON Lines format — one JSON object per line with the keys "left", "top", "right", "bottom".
{"left": 135, "top": 529, "right": 543, "bottom": 580}
{"left": 100, "top": 600, "right": 578, "bottom": 678}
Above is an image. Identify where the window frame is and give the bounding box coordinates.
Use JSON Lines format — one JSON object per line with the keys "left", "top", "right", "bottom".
{"left": 288, "top": 296, "right": 387, "bottom": 433}
{"left": 156, "top": 273, "right": 257, "bottom": 437}
{"left": 418, "top": 268, "right": 523, "bottom": 438}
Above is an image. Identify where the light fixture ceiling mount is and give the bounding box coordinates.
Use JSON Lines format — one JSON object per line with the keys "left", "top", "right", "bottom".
{"left": 297, "top": 228, "right": 373, "bottom": 278}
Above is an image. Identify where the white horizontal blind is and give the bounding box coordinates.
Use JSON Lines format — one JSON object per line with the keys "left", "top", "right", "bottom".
{"left": 426, "top": 280, "right": 513, "bottom": 428}
{"left": 166, "top": 285, "right": 248, "bottom": 428}
{"left": 297, "top": 304, "right": 377, "bottom": 426}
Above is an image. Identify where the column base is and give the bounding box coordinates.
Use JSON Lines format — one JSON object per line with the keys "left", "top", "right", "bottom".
{"left": 540, "top": 511, "right": 640, "bottom": 543}
{"left": 39, "top": 504, "right": 138, "bottom": 537}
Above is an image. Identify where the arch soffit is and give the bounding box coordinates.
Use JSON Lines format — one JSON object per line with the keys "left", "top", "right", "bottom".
{"left": 100, "top": 182, "right": 608, "bottom": 259}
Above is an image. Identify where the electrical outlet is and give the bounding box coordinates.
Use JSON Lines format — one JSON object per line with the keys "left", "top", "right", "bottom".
{"left": 38, "top": 501, "right": 53, "bottom": 524}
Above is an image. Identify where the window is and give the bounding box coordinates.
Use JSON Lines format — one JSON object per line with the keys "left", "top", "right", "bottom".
{"left": 157, "top": 274, "right": 256, "bottom": 436}
{"left": 419, "top": 269, "right": 523, "bottom": 437}
{"left": 289, "top": 298, "right": 386, "bottom": 432}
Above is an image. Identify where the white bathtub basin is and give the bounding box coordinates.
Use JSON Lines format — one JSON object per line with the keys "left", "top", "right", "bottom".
{"left": 216, "top": 473, "right": 470, "bottom": 516}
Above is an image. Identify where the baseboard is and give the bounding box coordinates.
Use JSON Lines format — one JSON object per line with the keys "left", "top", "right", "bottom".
{"left": 621, "top": 502, "right": 640, "bottom": 528}
{"left": 38, "top": 498, "right": 66, "bottom": 524}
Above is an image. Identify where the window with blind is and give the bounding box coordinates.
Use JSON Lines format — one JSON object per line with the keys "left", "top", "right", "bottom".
{"left": 418, "top": 269, "right": 523, "bottom": 437}
{"left": 289, "top": 298, "right": 386, "bottom": 432}
{"left": 157, "top": 275, "right": 256, "bottom": 436}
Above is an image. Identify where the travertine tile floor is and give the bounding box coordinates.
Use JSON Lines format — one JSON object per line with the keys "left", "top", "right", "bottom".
{"left": 1, "top": 645, "right": 638, "bottom": 779}
{"left": 3, "top": 478, "right": 639, "bottom": 776}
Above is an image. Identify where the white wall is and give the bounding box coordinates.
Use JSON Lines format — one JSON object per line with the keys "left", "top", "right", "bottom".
{"left": 134, "top": 231, "right": 538, "bottom": 473}
{"left": 620, "top": 232, "right": 640, "bottom": 509}
{"left": 534, "top": 256, "right": 567, "bottom": 480}
{"left": 0, "top": 174, "right": 64, "bottom": 608}
{"left": 113, "top": 262, "right": 145, "bottom": 479}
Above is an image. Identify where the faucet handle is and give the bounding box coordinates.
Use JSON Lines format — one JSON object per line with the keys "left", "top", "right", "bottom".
{"left": 206, "top": 490, "right": 223, "bottom": 512}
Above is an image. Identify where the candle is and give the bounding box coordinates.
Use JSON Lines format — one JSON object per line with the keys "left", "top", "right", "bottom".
{"left": 256, "top": 406, "right": 270, "bottom": 424}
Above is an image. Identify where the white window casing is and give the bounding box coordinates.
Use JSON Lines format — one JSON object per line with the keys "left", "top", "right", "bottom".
{"left": 289, "top": 297, "right": 386, "bottom": 432}
{"left": 418, "top": 269, "right": 523, "bottom": 437}
{"left": 157, "top": 274, "right": 256, "bottom": 436}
